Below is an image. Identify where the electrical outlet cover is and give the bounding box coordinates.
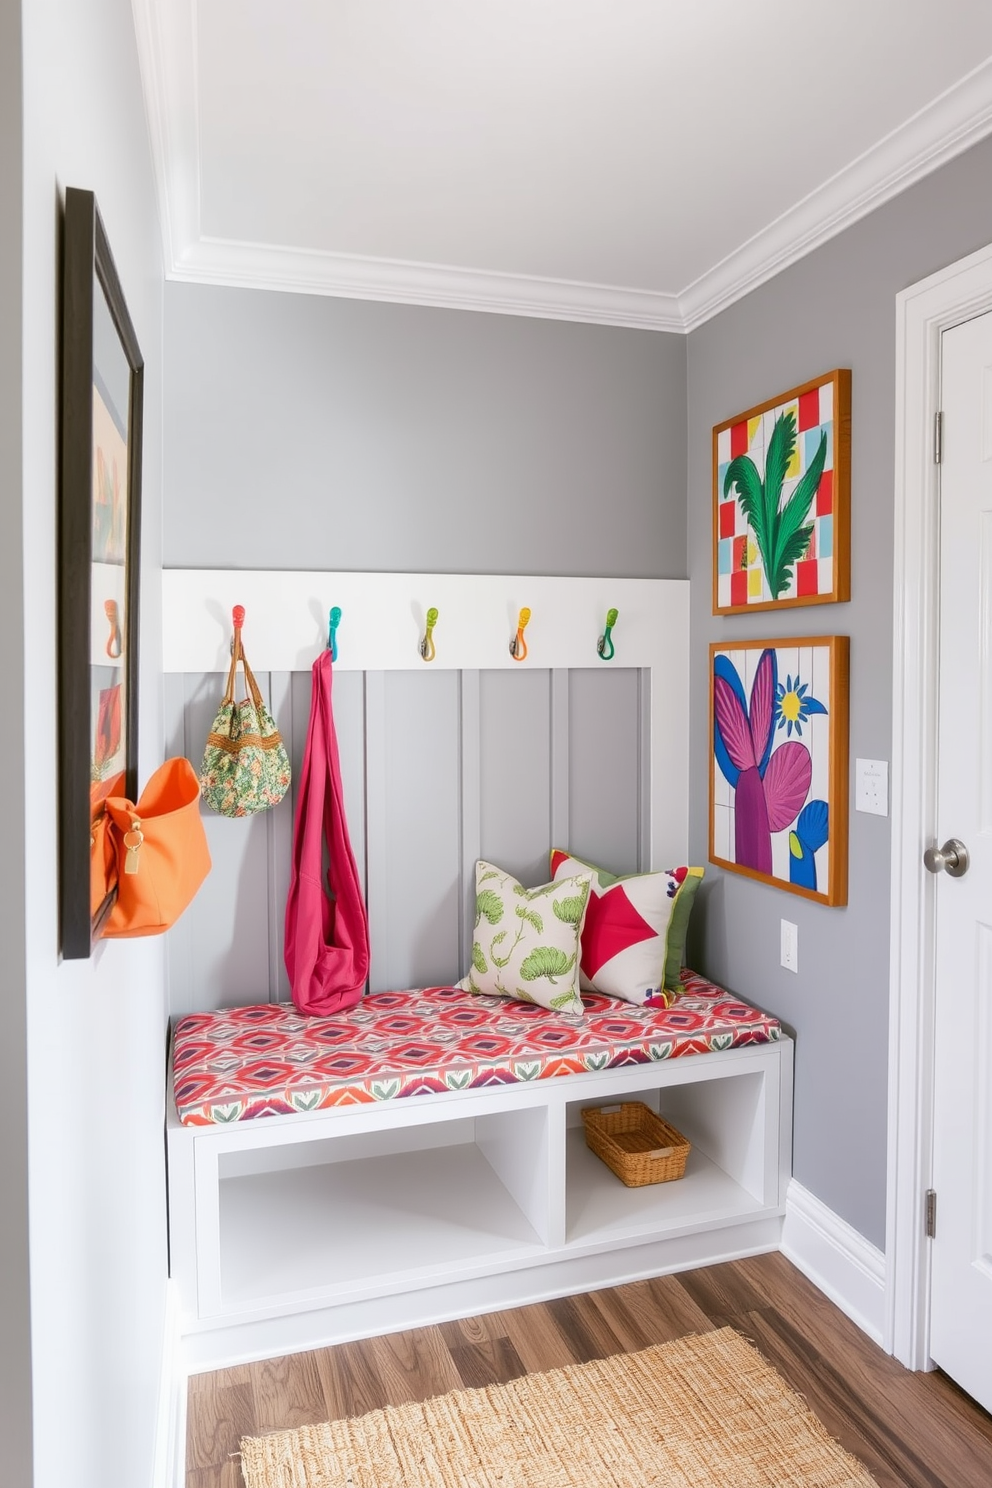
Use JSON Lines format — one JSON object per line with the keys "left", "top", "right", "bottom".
{"left": 856, "top": 758, "right": 889, "bottom": 816}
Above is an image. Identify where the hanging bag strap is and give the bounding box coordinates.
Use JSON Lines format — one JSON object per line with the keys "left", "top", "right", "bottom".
{"left": 220, "top": 631, "right": 241, "bottom": 708}
{"left": 284, "top": 649, "right": 370, "bottom": 1014}
{"left": 207, "top": 631, "right": 281, "bottom": 751}
{"left": 220, "top": 629, "right": 266, "bottom": 711}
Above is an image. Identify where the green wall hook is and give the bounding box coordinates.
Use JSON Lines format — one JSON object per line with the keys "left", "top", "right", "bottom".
{"left": 597, "top": 607, "right": 618, "bottom": 660}
{"left": 420, "top": 606, "right": 439, "bottom": 661}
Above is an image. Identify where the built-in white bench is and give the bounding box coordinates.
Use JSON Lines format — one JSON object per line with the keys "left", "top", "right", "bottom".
{"left": 167, "top": 976, "right": 792, "bottom": 1371}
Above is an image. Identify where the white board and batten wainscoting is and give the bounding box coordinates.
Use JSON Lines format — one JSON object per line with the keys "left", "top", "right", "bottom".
{"left": 161, "top": 569, "right": 794, "bottom": 1380}
{"left": 162, "top": 570, "right": 693, "bottom": 1013}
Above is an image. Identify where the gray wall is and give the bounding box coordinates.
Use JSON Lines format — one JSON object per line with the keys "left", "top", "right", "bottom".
{"left": 686, "top": 133, "right": 992, "bottom": 1250}
{"left": 0, "top": 8, "right": 33, "bottom": 1487}
{"left": 164, "top": 286, "right": 687, "bottom": 578}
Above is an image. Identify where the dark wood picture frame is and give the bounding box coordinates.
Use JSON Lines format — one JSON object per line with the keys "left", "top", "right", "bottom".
{"left": 59, "top": 188, "right": 143, "bottom": 958}
{"left": 713, "top": 369, "right": 851, "bottom": 615}
{"left": 709, "top": 635, "right": 849, "bottom": 906}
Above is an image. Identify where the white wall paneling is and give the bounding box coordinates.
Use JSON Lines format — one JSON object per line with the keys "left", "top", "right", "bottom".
{"left": 161, "top": 571, "right": 686, "bottom": 677}
{"left": 163, "top": 571, "right": 689, "bottom": 1015}
{"left": 163, "top": 571, "right": 790, "bottom": 1375}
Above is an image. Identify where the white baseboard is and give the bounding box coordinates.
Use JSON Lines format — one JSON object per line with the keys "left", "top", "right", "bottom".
{"left": 153, "top": 1281, "right": 186, "bottom": 1488}
{"left": 781, "top": 1179, "right": 886, "bottom": 1346}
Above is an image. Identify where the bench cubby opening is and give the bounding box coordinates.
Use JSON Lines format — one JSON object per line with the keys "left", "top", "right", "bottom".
{"left": 565, "top": 1066, "right": 772, "bottom": 1249}
{"left": 217, "top": 1112, "right": 551, "bottom": 1309}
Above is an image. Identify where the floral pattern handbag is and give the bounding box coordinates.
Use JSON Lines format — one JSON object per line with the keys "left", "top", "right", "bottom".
{"left": 200, "top": 615, "right": 291, "bottom": 817}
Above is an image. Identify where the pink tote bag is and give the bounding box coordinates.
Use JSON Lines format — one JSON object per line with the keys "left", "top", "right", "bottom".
{"left": 284, "top": 649, "right": 370, "bottom": 1015}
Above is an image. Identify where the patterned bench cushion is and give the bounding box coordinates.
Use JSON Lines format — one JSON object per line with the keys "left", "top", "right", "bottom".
{"left": 172, "top": 970, "right": 781, "bottom": 1126}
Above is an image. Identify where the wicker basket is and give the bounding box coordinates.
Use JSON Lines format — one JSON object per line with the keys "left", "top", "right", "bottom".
{"left": 581, "top": 1101, "right": 690, "bottom": 1187}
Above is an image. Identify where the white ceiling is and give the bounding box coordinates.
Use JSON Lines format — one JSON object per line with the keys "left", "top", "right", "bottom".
{"left": 133, "top": 0, "right": 992, "bottom": 331}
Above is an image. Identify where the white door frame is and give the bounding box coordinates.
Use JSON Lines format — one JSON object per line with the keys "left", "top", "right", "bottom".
{"left": 887, "top": 239, "right": 992, "bottom": 1369}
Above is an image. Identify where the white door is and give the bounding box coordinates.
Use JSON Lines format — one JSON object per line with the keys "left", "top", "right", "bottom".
{"left": 929, "top": 309, "right": 992, "bottom": 1411}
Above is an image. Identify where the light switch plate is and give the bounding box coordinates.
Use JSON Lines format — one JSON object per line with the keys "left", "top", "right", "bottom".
{"left": 780, "top": 919, "right": 798, "bottom": 973}
{"left": 856, "top": 758, "right": 889, "bottom": 816}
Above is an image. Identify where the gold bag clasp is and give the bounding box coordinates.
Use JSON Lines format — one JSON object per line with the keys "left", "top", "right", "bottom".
{"left": 123, "top": 817, "right": 144, "bottom": 875}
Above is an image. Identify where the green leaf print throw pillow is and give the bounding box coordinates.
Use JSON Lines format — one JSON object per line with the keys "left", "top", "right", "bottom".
{"left": 458, "top": 860, "right": 593, "bottom": 1016}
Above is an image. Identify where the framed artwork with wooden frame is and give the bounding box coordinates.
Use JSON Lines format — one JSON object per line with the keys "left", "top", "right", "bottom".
{"left": 59, "top": 188, "right": 144, "bottom": 958}
{"left": 713, "top": 369, "right": 850, "bottom": 615}
{"left": 709, "top": 636, "right": 849, "bottom": 906}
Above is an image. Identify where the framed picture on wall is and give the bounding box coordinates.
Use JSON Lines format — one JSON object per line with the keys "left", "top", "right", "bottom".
{"left": 709, "top": 636, "right": 849, "bottom": 906}
{"left": 58, "top": 187, "right": 144, "bottom": 959}
{"left": 713, "top": 369, "right": 850, "bottom": 615}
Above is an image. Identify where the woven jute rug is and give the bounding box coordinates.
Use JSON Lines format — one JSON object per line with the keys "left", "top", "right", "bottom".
{"left": 239, "top": 1325, "right": 877, "bottom": 1487}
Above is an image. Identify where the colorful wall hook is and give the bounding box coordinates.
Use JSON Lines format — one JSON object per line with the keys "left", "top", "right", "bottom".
{"left": 328, "top": 606, "right": 342, "bottom": 661}
{"left": 510, "top": 607, "right": 531, "bottom": 661}
{"left": 230, "top": 604, "right": 246, "bottom": 654}
{"left": 104, "top": 598, "right": 122, "bottom": 659}
{"left": 420, "top": 606, "right": 439, "bottom": 661}
{"left": 597, "top": 607, "right": 619, "bottom": 661}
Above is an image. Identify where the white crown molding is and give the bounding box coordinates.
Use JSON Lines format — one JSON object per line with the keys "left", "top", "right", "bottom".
{"left": 679, "top": 56, "right": 992, "bottom": 332}
{"left": 132, "top": 0, "right": 992, "bottom": 333}
{"left": 171, "top": 236, "right": 686, "bottom": 331}
{"left": 131, "top": 0, "right": 202, "bottom": 265}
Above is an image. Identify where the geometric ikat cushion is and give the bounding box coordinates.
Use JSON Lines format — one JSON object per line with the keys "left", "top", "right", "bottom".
{"left": 171, "top": 970, "right": 782, "bottom": 1126}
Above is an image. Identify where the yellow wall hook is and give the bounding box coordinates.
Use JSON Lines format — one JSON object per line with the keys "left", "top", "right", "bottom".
{"left": 510, "top": 606, "right": 531, "bottom": 661}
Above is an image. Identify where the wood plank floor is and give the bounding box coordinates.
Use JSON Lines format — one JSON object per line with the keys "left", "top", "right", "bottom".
{"left": 186, "top": 1252, "right": 992, "bottom": 1487}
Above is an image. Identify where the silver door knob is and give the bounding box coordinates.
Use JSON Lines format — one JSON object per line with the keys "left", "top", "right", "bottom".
{"left": 923, "top": 838, "right": 970, "bottom": 877}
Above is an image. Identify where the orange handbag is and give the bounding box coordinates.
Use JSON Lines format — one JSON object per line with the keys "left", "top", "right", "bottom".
{"left": 102, "top": 758, "right": 212, "bottom": 938}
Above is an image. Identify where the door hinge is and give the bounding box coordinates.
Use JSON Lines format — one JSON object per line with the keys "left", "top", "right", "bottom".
{"left": 934, "top": 411, "right": 943, "bottom": 465}
{"left": 925, "top": 1188, "right": 937, "bottom": 1238}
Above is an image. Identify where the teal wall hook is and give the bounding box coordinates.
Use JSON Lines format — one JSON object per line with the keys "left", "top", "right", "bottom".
{"left": 328, "top": 606, "right": 342, "bottom": 660}
{"left": 597, "top": 607, "right": 618, "bottom": 660}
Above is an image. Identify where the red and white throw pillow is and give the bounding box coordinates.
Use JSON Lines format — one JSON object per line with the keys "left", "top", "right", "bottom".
{"left": 550, "top": 850, "right": 704, "bottom": 1008}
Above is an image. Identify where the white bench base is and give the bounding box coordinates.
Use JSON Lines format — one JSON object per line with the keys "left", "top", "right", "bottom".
{"left": 168, "top": 1036, "right": 793, "bottom": 1373}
